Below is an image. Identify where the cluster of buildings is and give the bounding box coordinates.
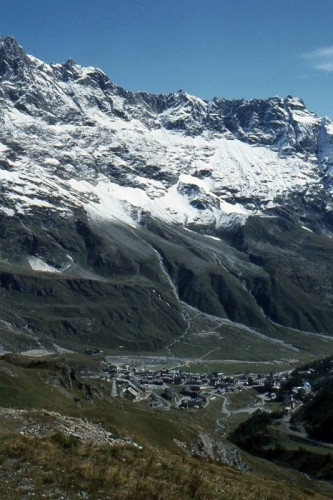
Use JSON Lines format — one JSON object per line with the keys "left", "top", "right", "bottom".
{"left": 79, "top": 357, "right": 316, "bottom": 416}
{"left": 99, "top": 364, "right": 232, "bottom": 408}
{"left": 96, "top": 363, "right": 301, "bottom": 410}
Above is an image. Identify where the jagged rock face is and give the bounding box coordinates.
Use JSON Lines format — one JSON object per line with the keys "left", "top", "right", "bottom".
{"left": 0, "top": 36, "right": 332, "bottom": 228}
{"left": 0, "top": 36, "right": 333, "bottom": 351}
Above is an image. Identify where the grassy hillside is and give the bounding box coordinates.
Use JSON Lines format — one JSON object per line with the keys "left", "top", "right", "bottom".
{"left": 0, "top": 211, "right": 333, "bottom": 359}
{"left": 0, "top": 354, "right": 331, "bottom": 498}
{"left": 0, "top": 433, "right": 329, "bottom": 500}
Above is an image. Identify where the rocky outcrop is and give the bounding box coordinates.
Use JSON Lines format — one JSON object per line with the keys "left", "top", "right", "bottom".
{"left": 0, "top": 407, "right": 138, "bottom": 447}
{"left": 175, "top": 431, "right": 250, "bottom": 472}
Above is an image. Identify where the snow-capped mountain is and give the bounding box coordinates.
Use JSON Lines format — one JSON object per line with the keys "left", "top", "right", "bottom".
{"left": 0, "top": 36, "right": 333, "bottom": 354}
{"left": 1, "top": 35, "right": 333, "bottom": 231}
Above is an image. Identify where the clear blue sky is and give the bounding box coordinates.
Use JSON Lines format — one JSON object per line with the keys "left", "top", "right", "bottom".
{"left": 1, "top": 0, "right": 333, "bottom": 117}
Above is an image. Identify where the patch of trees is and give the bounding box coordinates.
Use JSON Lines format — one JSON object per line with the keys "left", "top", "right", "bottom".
{"left": 266, "top": 447, "right": 333, "bottom": 480}
{"left": 229, "top": 411, "right": 276, "bottom": 453}
{"left": 293, "top": 379, "right": 333, "bottom": 443}
{"left": 229, "top": 410, "right": 333, "bottom": 480}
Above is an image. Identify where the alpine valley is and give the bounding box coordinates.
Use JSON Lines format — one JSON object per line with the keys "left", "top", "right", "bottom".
{"left": 0, "top": 35, "right": 332, "bottom": 362}
{"left": 2, "top": 34, "right": 333, "bottom": 500}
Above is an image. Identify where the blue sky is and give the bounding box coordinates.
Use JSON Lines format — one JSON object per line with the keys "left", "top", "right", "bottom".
{"left": 1, "top": 0, "right": 333, "bottom": 117}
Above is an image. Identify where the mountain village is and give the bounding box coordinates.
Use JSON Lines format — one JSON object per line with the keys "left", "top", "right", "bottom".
{"left": 80, "top": 358, "right": 312, "bottom": 414}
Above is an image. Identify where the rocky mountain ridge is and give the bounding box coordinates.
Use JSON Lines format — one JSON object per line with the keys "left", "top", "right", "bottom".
{"left": 0, "top": 36, "right": 333, "bottom": 230}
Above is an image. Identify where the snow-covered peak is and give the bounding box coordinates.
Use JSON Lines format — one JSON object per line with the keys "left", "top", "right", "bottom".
{"left": 0, "top": 35, "right": 31, "bottom": 77}
{"left": 284, "top": 95, "right": 306, "bottom": 109}
{"left": 0, "top": 35, "right": 25, "bottom": 58}
{"left": 0, "top": 36, "right": 332, "bottom": 233}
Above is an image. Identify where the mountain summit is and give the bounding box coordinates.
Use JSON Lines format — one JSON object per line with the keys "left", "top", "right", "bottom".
{"left": 0, "top": 36, "right": 332, "bottom": 230}
{"left": 0, "top": 37, "right": 332, "bottom": 354}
